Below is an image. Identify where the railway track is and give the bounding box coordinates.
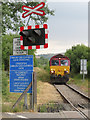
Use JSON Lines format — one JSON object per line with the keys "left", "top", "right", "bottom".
{"left": 54, "top": 84, "right": 90, "bottom": 120}
{"left": 66, "top": 84, "right": 90, "bottom": 100}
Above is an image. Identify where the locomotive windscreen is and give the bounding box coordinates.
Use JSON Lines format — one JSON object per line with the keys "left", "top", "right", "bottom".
{"left": 61, "top": 60, "right": 68, "bottom": 66}
{"left": 51, "top": 60, "right": 59, "bottom": 66}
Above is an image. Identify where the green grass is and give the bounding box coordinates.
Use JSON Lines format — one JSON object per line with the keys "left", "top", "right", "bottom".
{"left": 2, "top": 102, "right": 27, "bottom": 112}
{"left": 37, "top": 103, "right": 64, "bottom": 112}
{"left": 2, "top": 80, "right": 31, "bottom": 112}
{"left": 39, "top": 104, "right": 47, "bottom": 112}
{"left": 67, "top": 73, "right": 88, "bottom": 93}
{"left": 68, "top": 74, "right": 88, "bottom": 85}
{"left": 2, "top": 92, "right": 31, "bottom": 112}
{"left": 35, "top": 67, "right": 50, "bottom": 83}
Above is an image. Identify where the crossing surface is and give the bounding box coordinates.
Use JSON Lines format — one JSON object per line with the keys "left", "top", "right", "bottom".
{"left": 2, "top": 110, "right": 89, "bottom": 120}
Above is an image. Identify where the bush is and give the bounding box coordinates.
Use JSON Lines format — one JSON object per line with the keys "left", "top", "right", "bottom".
{"left": 2, "top": 71, "right": 8, "bottom": 95}
{"left": 65, "top": 44, "right": 88, "bottom": 74}
{"left": 44, "top": 63, "right": 50, "bottom": 72}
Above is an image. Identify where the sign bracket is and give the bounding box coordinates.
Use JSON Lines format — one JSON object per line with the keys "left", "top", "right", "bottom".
{"left": 26, "top": 15, "right": 31, "bottom": 26}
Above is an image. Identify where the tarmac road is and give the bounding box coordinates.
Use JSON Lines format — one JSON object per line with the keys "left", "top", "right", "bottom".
{"left": 2, "top": 110, "right": 89, "bottom": 120}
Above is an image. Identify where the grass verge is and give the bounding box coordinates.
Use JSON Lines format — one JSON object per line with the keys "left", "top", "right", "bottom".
{"left": 68, "top": 74, "right": 89, "bottom": 93}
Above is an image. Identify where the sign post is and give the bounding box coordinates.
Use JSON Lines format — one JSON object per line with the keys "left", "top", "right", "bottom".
{"left": 13, "top": 38, "right": 29, "bottom": 108}
{"left": 12, "top": 2, "right": 47, "bottom": 110}
{"left": 80, "top": 59, "right": 87, "bottom": 81}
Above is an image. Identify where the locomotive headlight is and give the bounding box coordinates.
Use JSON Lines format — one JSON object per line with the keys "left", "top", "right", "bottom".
{"left": 51, "top": 71, "right": 54, "bottom": 73}
{"left": 64, "top": 69, "right": 68, "bottom": 73}
{"left": 50, "top": 69, "right": 55, "bottom": 74}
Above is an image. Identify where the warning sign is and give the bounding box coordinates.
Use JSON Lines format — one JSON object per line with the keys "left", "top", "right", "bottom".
{"left": 13, "top": 38, "right": 28, "bottom": 55}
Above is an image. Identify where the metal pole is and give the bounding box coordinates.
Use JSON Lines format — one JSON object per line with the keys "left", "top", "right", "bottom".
{"left": 30, "top": 93, "right": 32, "bottom": 109}
{"left": 33, "top": 72, "right": 37, "bottom": 110}
{"left": 32, "top": 73, "right": 34, "bottom": 109}
{"left": 30, "top": 72, "right": 34, "bottom": 110}
{"left": 83, "top": 60, "right": 85, "bottom": 81}
{"left": 26, "top": 15, "right": 31, "bottom": 26}
{"left": 26, "top": 15, "right": 34, "bottom": 110}
{"left": 83, "top": 70, "right": 85, "bottom": 81}
{"left": 23, "top": 94, "right": 28, "bottom": 109}
{"left": 23, "top": 39, "right": 29, "bottom": 109}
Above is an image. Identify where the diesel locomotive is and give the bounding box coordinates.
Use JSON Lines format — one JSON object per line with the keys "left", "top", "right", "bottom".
{"left": 49, "top": 54, "right": 70, "bottom": 84}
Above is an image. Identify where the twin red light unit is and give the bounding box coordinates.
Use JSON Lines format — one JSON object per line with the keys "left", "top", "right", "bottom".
{"left": 20, "top": 24, "right": 48, "bottom": 50}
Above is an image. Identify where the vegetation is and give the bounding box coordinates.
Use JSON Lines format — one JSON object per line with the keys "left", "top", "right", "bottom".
{"left": 2, "top": 71, "right": 8, "bottom": 96}
{"left": 68, "top": 74, "right": 88, "bottom": 93}
{"left": 65, "top": 44, "right": 89, "bottom": 93}
{"left": 2, "top": 1, "right": 54, "bottom": 34}
{"left": 36, "top": 56, "right": 50, "bottom": 72}
{"left": 34, "top": 67, "right": 50, "bottom": 83}
{"left": 38, "top": 103, "right": 64, "bottom": 112}
{"left": 2, "top": 34, "right": 17, "bottom": 71}
{"left": 65, "top": 44, "right": 88, "bottom": 75}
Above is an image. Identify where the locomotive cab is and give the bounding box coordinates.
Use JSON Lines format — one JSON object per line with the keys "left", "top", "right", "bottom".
{"left": 49, "top": 54, "right": 70, "bottom": 84}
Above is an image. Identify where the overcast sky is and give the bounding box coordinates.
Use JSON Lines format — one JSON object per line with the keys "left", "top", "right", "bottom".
{"left": 47, "top": 0, "right": 89, "bottom": 2}
{"left": 36, "top": 2, "right": 88, "bottom": 55}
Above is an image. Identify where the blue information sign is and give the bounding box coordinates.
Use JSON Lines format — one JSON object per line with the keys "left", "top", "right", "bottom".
{"left": 10, "top": 55, "right": 33, "bottom": 93}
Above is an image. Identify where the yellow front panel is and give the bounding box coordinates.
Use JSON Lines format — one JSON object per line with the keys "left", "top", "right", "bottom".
{"left": 50, "top": 66, "right": 70, "bottom": 76}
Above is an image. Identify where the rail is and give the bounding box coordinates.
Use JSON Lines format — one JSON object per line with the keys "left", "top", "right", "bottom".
{"left": 54, "top": 84, "right": 90, "bottom": 120}
{"left": 66, "top": 83, "right": 90, "bottom": 101}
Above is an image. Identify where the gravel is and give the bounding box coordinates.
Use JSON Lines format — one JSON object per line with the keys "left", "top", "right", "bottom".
{"left": 55, "top": 85, "right": 89, "bottom": 107}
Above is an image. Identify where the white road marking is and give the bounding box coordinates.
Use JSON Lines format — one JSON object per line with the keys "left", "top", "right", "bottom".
{"left": 7, "top": 112, "right": 28, "bottom": 119}
{"left": 7, "top": 112, "right": 15, "bottom": 115}
{"left": 17, "top": 115, "right": 27, "bottom": 119}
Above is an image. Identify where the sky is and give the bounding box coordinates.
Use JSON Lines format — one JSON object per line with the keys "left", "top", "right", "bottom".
{"left": 36, "top": 2, "right": 88, "bottom": 55}
{"left": 47, "top": 0, "right": 89, "bottom": 2}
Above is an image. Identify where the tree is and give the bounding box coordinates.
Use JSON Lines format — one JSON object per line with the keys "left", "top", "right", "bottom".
{"left": 65, "top": 44, "right": 88, "bottom": 73}
{"left": 37, "top": 56, "right": 48, "bottom": 66}
{"left": 2, "top": 1, "right": 54, "bottom": 34}
{"left": 2, "top": 34, "right": 17, "bottom": 70}
{"left": 28, "top": 49, "right": 37, "bottom": 67}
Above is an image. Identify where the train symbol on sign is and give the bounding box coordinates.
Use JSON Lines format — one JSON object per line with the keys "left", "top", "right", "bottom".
{"left": 22, "top": 2, "right": 45, "bottom": 18}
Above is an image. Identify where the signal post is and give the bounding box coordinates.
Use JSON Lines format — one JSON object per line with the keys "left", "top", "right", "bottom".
{"left": 10, "top": 2, "right": 48, "bottom": 111}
